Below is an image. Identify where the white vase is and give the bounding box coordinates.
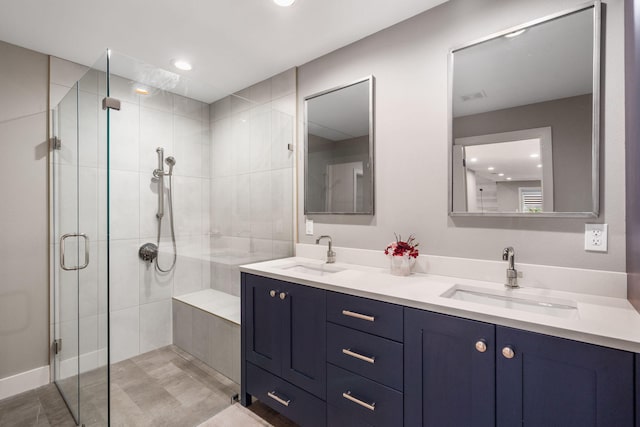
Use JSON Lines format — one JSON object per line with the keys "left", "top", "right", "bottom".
{"left": 389, "top": 255, "right": 415, "bottom": 276}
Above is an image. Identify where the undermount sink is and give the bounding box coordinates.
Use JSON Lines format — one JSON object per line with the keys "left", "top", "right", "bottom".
{"left": 441, "top": 284, "right": 578, "bottom": 318}
{"left": 278, "top": 263, "right": 346, "bottom": 276}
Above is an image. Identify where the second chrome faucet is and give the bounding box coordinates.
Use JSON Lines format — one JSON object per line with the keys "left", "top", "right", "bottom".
{"left": 316, "top": 235, "right": 336, "bottom": 264}
{"left": 502, "top": 246, "right": 518, "bottom": 288}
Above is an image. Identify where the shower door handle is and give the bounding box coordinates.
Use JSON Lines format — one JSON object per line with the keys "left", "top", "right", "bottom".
{"left": 60, "top": 233, "right": 90, "bottom": 271}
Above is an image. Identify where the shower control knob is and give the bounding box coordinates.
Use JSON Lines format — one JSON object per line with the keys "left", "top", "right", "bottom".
{"left": 138, "top": 243, "right": 158, "bottom": 264}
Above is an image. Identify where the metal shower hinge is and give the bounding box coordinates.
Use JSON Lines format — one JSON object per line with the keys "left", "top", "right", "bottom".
{"left": 102, "top": 97, "right": 121, "bottom": 111}
{"left": 49, "top": 136, "right": 61, "bottom": 150}
{"left": 53, "top": 338, "right": 62, "bottom": 355}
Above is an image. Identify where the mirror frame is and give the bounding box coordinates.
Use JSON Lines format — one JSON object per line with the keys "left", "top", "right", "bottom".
{"left": 304, "top": 75, "right": 375, "bottom": 215}
{"left": 448, "top": 1, "right": 601, "bottom": 218}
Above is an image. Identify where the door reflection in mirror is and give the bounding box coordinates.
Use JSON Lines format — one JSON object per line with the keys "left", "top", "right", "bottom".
{"left": 454, "top": 129, "right": 553, "bottom": 213}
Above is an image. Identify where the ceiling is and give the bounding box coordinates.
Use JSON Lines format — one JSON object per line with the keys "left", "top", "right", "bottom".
{"left": 466, "top": 139, "right": 542, "bottom": 182}
{"left": 0, "top": 0, "right": 448, "bottom": 103}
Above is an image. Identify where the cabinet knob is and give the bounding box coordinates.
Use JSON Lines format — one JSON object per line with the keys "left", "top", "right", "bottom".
{"left": 269, "top": 290, "right": 276, "bottom": 298}
{"left": 279, "top": 292, "right": 287, "bottom": 300}
{"left": 475, "top": 339, "right": 487, "bottom": 353}
{"left": 502, "top": 346, "right": 515, "bottom": 359}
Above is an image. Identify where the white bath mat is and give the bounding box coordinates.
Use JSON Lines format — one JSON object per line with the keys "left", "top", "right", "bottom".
{"left": 197, "top": 403, "right": 273, "bottom": 427}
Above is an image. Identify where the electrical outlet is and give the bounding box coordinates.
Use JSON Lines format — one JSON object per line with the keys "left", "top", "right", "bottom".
{"left": 585, "top": 223, "right": 607, "bottom": 252}
{"left": 305, "top": 219, "right": 314, "bottom": 236}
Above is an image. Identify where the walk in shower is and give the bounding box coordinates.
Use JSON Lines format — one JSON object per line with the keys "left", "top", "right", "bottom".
{"left": 49, "top": 50, "right": 295, "bottom": 426}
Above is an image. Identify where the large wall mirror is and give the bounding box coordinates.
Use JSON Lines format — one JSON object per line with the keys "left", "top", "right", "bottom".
{"left": 305, "top": 76, "right": 374, "bottom": 214}
{"left": 449, "top": 2, "right": 600, "bottom": 217}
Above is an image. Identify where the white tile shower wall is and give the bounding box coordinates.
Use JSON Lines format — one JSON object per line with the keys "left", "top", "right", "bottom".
{"left": 106, "top": 74, "right": 212, "bottom": 360}
{"left": 209, "top": 68, "right": 296, "bottom": 297}
{"left": 52, "top": 62, "right": 213, "bottom": 363}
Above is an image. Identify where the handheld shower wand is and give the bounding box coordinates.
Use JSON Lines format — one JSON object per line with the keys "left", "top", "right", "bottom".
{"left": 165, "top": 156, "right": 176, "bottom": 176}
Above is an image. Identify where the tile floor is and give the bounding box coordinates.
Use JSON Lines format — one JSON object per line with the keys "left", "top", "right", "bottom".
{"left": 0, "top": 346, "right": 297, "bottom": 427}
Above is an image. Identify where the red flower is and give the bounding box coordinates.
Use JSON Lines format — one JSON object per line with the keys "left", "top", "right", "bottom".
{"left": 384, "top": 234, "right": 419, "bottom": 258}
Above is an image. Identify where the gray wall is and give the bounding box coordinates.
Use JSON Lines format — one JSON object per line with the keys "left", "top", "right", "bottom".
{"left": 625, "top": 0, "right": 640, "bottom": 310}
{"left": 454, "top": 95, "right": 592, "bottom": 212}
{"left": 0, "top": 41, "right": 49, "bottom": 379}
{"left": 298, "top": 0, "right": 627, "bottom": 272}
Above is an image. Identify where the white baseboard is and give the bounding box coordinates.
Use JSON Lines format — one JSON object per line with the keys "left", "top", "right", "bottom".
{"left": 0, "top": 365, "right": 50, "bottom": 401}
{"left": 58, "top": 348, "right": 108, "bottom": 380}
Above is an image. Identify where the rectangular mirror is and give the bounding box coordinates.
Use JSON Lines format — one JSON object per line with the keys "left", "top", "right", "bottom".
{"left": 304, "top": 76, "right": 374, "bottom": 214}
{"left": 449, "top": 2, "right": 600, "bottom": 217}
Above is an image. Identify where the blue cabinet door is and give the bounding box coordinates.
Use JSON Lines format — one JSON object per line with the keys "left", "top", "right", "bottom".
{"left": 497, "top": 326, "right": 635, "bottom": 427}
{"left": 243, "top": 273, "right": 326, "bottom": 400}
{"left": 280, "top": 282, "right": 326, "bottom": 399}
{"left": 637, "top": 355, "right": 640, "bottom": 427}
{"left": 243, "top": 274, "right": 283, "bottom": 376}
{"left": 404, "top": 308, "right": 495, "bottom": 427}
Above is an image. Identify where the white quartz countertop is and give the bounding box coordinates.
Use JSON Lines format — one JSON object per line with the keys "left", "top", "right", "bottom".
{"left": 240, "top": 257, "right": 640, "bottom": 353}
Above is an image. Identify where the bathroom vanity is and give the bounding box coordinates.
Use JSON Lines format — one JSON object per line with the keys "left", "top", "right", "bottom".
{"left": 240, "top": 257, "right": 640, "bottom": 427}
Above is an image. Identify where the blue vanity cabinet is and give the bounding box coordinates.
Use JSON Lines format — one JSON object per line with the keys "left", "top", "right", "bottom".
{"left": 404, "top": 308, "right": 496, "bottom": 427}
{"left": 243, "top": 271, "right": 638, "bottom": 426}
{"left": 497, "top": 326, "right": 635, "bottom": 427}
{"left": 242, "top": 273, "right": 327, "bottom": 425}
{"left": 244, "top": 274, "right": 281, "bottom": 375}
{"left": 326, "top": 292, "right": 405, "bottom": 426}
{"left": 637, "top": 355, "right": 640, "bottom": 427}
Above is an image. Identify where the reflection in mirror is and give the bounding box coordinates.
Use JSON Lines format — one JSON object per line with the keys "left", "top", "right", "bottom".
{"left": 453, "top": 127, "right": 554, "bottom": 213}
{"left": 305, "top": 77, "right": 374, "bottom": 214}
{"left": 450, "top": 3, "right": 599, "bottom": 217}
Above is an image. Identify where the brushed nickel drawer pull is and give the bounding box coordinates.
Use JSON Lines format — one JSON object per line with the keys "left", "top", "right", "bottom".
{"left": 342, "top": 310, "right": 375, "bottom": 322}
{"left": 342, "top": 348, "right": 375, "bottom": 364}
{"left": 267, "top": 391, "right": 291, "bottom": 407}
{"left": 343, "top": 391, "right": 375, "bottom": 411}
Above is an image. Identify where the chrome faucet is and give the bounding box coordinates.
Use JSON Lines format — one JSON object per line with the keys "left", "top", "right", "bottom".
{"left": 316, "top": 235, "right": 336, "bottom": 264}
{"left": 502, "top": 247, "right": 518, "bottom": 288}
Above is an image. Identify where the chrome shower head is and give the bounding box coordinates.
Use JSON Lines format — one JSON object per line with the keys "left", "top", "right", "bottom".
{"left": 165, "top": 156, "right": 176, "bottom": 175}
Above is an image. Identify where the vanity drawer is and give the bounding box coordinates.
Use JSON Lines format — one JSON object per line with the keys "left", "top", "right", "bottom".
{"left": 327, "top": 322, "right": 403, "bottom": 391}
{"left": 327, "top": 292, "right": 403, "bottom": 341}
{"left": 327, "top": 364, "right": 403, "bottom": 427}
{"left": 246, "top": 362, "right": 326, "bottom": 427}
{"left": 328, "top": 405, "right": 374, "bottom": 427}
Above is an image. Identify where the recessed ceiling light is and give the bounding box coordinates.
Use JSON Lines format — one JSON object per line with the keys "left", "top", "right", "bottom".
{"left": 530, "top": 153, "right": 539, "bottom": 158}
{"left": 506, "top": 177, "right": 512, "bottom": 180}
{"left": 537, "top": 164, "right": 542, "bottom": 168}
{"left": 172, "top": 59, "right": 192, "bottom": 71}
{"left": 488, "top": 166, "right": 495, "bottom": 171}
{"left": 273, "top": 0, "right": 295, "bottom": 6}
{"left": 505, "top": 29, "right": 526, "bottom": 39}
{"left": 498, "top": 173, "right": 505, "bottom": 177}
{"left": 135, "top": 87, "right": 149, "bottom": 95}
{"left": 469, "top": 158, "right": 478, "bottom": 163}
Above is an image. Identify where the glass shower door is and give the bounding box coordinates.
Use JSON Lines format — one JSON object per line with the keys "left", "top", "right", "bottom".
{"left": 51, "top": 53, "right": 110, "bottom": 426}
